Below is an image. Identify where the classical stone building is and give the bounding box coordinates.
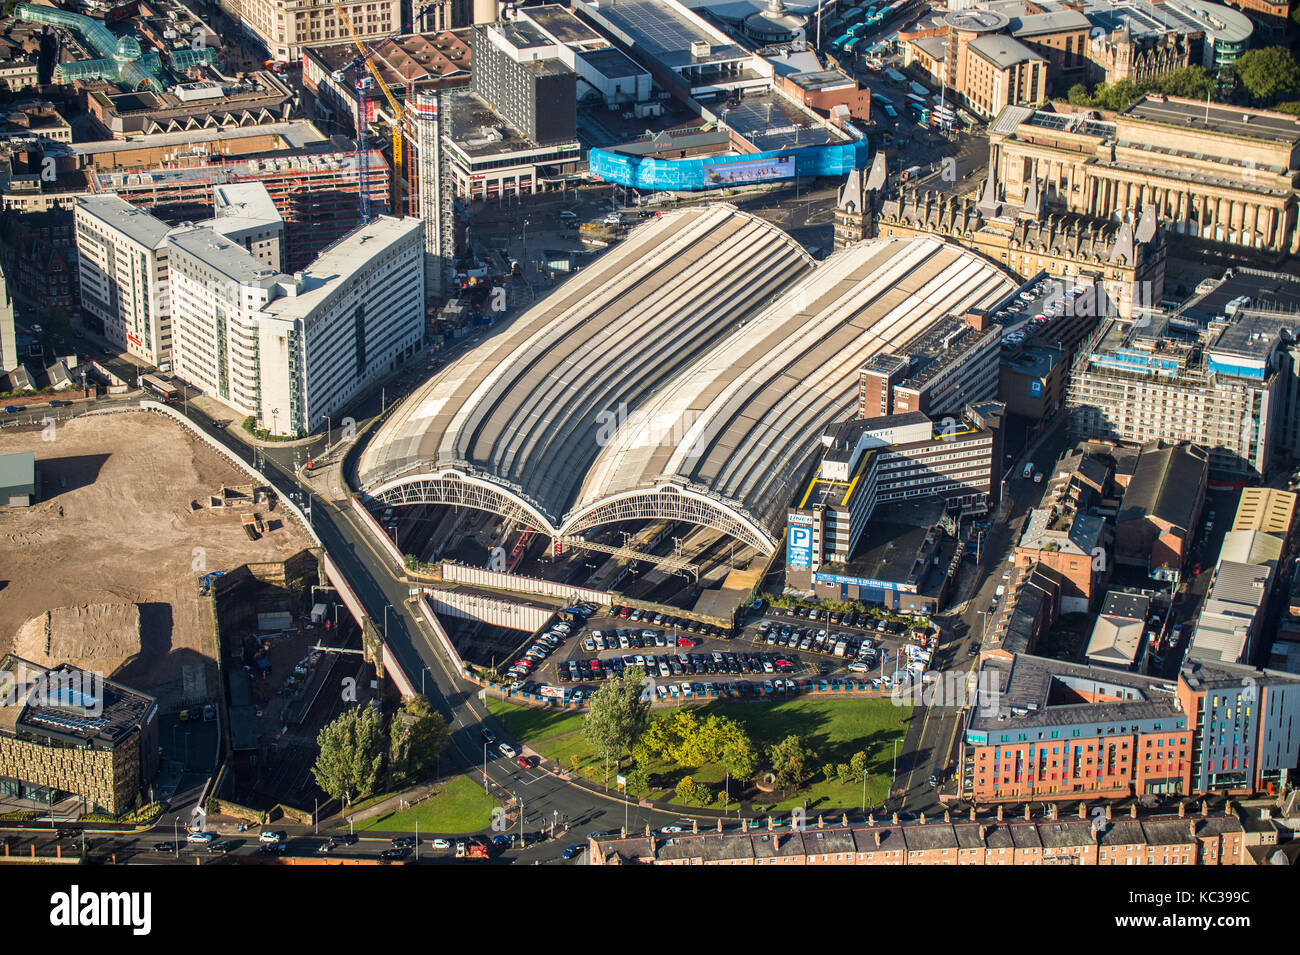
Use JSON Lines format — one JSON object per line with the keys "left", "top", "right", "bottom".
{"left": 987, "top": 96, "right": 1300, "bottom": 255}
{"left": 837, "top": 155, "right": 1166, "bottom": 320}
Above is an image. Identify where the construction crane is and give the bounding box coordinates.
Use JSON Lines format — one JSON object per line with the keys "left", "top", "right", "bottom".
{"left": 337, "top": 3, "right": 406, "bottom": 215}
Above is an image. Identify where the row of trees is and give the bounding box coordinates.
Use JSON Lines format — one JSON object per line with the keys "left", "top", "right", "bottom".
{"left": 1065, "top": 49, "right": 1300, "bottom": 112}
{"left": 312, "top": 695, "right": 451, "bottom": 805}
{"left": 581, "top": 666, "right": 821, "bottom": 801}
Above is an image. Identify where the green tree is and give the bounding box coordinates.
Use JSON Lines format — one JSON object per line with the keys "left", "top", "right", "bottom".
{"left": 1153, "top": 65, "right": 1211, "bottom": 101}
{"left": 582, "top": 664, "right": 651, "bottom": 776}
{"left": 850, "top": 750, "right": 870, "bottom": 779}
{"left": 626, "top": 765, "right": 651, "bottom": 799}
{"left": 835, "top": 762, "right": 855, "bottom": 785}
{"left": 1233, "top": 47, "right": 1300, "bottom": 102}
{"left": 767, "top": 734, "right": 817, "bottom": 792}
{"left": 675, "top": 775, "right": 709, "bottom": 807}
{"left": 387, "top": 693, "right": 450, "bottom": 786}
{"left": 706, "top": 715, "right": 757, "bottom": 779}
{"left": 312, "top": 705, "right": 387, "bottom": 804}
{"left": 1066, "top": 83, "right": 1091, "bottom": 106}
{"left": 823, "top": 762, "right": 837, "bottom": 783}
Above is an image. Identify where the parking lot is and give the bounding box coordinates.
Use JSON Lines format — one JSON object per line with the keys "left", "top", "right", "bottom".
{"left": 499, "top": 600, "right": 942, "bottom": 705}
{"left": 994, "top": 276, "right": 1102, "bottom": 348}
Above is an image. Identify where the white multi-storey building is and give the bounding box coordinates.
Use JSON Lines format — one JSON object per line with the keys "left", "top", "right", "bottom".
{"left": 74, "top": 195, "right": 173, "bottom": 366}
{"left": 168, "top": 215, "right": 425, "bottom": 435}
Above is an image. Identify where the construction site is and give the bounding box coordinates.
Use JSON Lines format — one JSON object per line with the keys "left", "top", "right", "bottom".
{"left": 0, "top": 411, "right": 314, "bottom": 709}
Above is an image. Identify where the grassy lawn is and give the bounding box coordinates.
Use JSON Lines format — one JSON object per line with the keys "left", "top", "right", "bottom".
{"left": 356, "top": 775, "right": 500, "bottom": 835}
{"left": 487, "top": 696, "right": 909, "bottom": 813}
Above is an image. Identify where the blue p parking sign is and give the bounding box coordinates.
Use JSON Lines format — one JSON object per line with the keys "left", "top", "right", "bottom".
{"left": 787, "top": 525, "right": 812, "bottom": 568}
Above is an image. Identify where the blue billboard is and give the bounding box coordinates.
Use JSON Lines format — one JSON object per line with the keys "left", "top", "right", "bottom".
{"left": 588, "top": 134, "right": 868, "bottom": 192}
{"left": 787, "top": 525, "right": 812, "bottom": 569}
{"left": 1029, "top": 379, "right": 1043, "bottom": 398}
{"left": 813, "top": 572, "right": 916, "bottom": 593}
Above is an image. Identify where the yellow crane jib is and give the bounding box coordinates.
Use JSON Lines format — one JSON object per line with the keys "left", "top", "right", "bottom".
{"left": 336, "top": 4, "right": 405, "bottom": 199}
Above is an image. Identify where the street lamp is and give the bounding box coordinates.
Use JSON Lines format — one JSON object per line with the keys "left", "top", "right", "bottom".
{"left": 483, "top": 742, "right": 490, "bottom": 794}
{"left": 322, "top": 414, "right": 331, "bottom": 450}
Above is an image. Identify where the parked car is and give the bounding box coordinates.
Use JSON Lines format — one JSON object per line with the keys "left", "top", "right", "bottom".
{"left": 561, "top": 844, "right": 583, "bottom": 860}
{"left": 186, "top": 831, "right": 215, "bottom": 844}
{"left": 259, "top": 830, "right": 285, "bottom": 844}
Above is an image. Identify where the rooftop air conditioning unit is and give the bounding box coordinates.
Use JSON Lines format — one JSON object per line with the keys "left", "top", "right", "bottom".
{"left": 691, "top": 40, "right": 711, "bottom": 58}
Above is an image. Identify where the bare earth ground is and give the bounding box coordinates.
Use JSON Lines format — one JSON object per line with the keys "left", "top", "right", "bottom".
{"left": 0, "top": 412, "right": 313, "bottom": 708}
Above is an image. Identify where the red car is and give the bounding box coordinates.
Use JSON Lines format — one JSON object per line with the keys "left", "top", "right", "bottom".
{"left": 677, "top": 637, "right": 698, "bottom": 647}
{"left": 1192, "top": 562, "right": 1202, "bottom": 575}
{"left": 515, "top": 755, "right": 536, "bottom": 769}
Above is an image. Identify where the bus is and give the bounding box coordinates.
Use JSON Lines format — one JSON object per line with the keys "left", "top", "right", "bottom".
{"left": 906, "top": 93, "right": 928, "bottom": 109}
{"left": 844, "top": 36, "right": 864, "bottom": 53}
{"left": 879, "top": 101, "right": 897, "bottom": 118}
{"left": 843, "top": 7, "right": 865, "bottom": 25}
{"left": 140, "top": 373, "right": 180, "bottom": 403}
{"left": 831, "top": 33, "right": 852, "bottom": 52}
{"left": 909, "top": 102, "right": 931, "bottom": 126}
{"left": 909, "top": 81, "right": 930, "bottom": 98}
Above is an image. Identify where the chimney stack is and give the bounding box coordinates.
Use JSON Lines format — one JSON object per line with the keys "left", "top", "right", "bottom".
{"left": 892, "top": 812, "right": 899, "bottom": 825}
{"left": 716, "top": 818, "right": 723, "bottom": 834}
{"left": 621, "top": 827, "right": 627, "bottom": 839}
{"left": 645, "top": 824, "right": 652, "bottom": 838}
{"left": 1078, "top": 803, "right": 1087, "bottom": 820}
{"left": 970, "top": 807, "right": 977, "bottom": 822}
{"left": 841, "top": 813, "right": 849, "bottom": 827}
{"left": 978, "top": 825, "right": 987, "bottom": 843}
{"left": 1189, "top": 820, "right": 1196, "bottom": 839}
{"left": 817, "top": 814, "right": 825, "bottom": 829}
{"left": 1024, "top": 804, "right": 1031, "bottom": 821}
{"left": 944, "top": 810, "right": 950, "bottom": 823}
{"left": 997, "top": 806, "right": 1004, "bottom": 822}
{"left": 692, "top": 819, "right": 699, "bottom": 834}
{"left": 1200, "top": 800, "right": 1208, "bottom": 817}
{"left": 874, "top": 831, "right": 882, "bottom": 846}
{"left": 1105, "top": 805, "right": 1112, "bottom": 821}
{"left": 1178, "top": 802, "right": 1186, "bottom": 818}
{"left": 1129, "top": 804, "right": 1138, "bottom": 819}
{"left": 920, "top": 812, "right": 927, "bottom": 826}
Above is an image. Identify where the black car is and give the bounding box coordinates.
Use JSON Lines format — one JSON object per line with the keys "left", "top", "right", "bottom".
{"left": 481, "top": 729, "right": 497, "bottom": 745}
{"left": 209, "top": 840, "right": 236, "bottom": 854}
{"left": 334, "top": 833, "right": 358, "bottom": 846}
{"left": 257, "top": 843, "right": 286, "bottom": 855}
{"left": 380, "top": 847, "right": 411, "bottom": 860}
{"left": 391, "top": 836, "right": 417, "bottom": 849}
{"left": 154, "top": 841, "right": 178, "bottom": 852}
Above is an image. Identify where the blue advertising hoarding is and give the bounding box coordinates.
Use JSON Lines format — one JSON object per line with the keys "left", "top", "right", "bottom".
{"left": 588, "top": 133, "right": 867, "bottom": 192}
{"left": 787, "top": 525, "right": 812, "bottom": 569}
{"left": 1029, "top": 379, "right": 1043, "bottom": 398}
{"left": 813, "top": 572, "right": 916, "bottom": 593}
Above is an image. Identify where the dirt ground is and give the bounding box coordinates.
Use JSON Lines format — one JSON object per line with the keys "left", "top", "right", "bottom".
{"left": 0, "top": 412, "right": 314, "bottom": 708}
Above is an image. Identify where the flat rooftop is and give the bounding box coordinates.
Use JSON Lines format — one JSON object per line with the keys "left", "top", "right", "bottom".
{"left": 71, "top": 120, "right": 329, "bottom": 157}
{"left": 1121, "top": 96, "right": 1300, "bottom": 146}
{"left": 445, "top": 89, "right": 559, "bottom": 157}
{"left": 167, "top": 225, "right": 283, "bottom": 285}
{"left": 970, "top": 653, "right": 1183, "bottom": 732}
{"left": 590, "top": 0, "right": 751, "bottom": 69}
{"left": 1, "top": 656, "right": 155, "bottom": 747}
{"left": 579, "top": 46, "right": 649, "bottom": 80}
{"left": 723, "top": 89, "right": 843, "bottom": 151}
{"left": 525, "top": 4, "right": 606, "bottom": 47}
{"left": 75, "top": 193, "right": 172, "bottom": 248}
